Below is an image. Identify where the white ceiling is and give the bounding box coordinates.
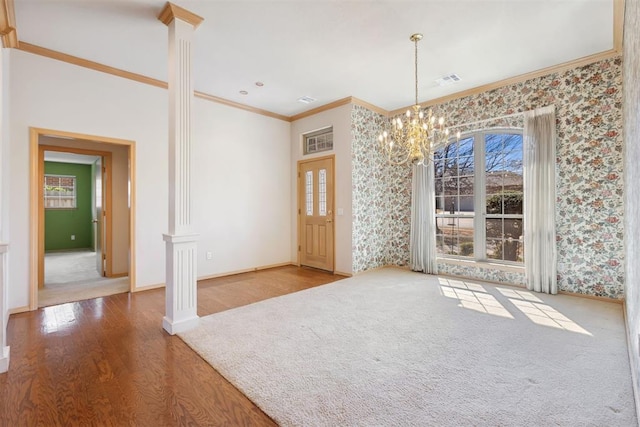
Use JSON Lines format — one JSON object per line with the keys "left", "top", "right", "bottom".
{"left": 14, "top": 0, "right": 614, "bottom": 117}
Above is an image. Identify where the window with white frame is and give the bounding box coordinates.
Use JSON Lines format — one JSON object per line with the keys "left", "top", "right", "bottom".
{"left": 434, "top": 130, "right": 524, "bottom": 263}
{"left": 44, "top": 174, "right": 77, "bottom": 209}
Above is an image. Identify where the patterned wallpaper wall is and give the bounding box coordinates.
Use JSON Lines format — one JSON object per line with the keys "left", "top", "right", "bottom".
{"left": 351, "top": 57, "right": 624, "bottom": 299}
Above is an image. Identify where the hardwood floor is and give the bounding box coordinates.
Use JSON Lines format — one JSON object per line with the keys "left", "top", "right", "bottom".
{"left": 0, "top": 266, "right": 342, "bottom": 426}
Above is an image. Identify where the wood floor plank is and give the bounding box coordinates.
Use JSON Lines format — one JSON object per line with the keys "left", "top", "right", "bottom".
{"left": 1, "top": 266, "right": 340, "bottom": 425}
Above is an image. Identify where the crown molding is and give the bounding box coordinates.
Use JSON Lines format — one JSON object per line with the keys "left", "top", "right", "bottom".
{"left": 194, "top": 90, "right": 289, "bottom": 122}
{"left": 0, "top": 0, "right": 17, "bottom": 48}
{"left": 17, "top": 41, "right": 168, "bottom": 89}
{"left": 158, "top": 2, "right": 204, "bottom": 28}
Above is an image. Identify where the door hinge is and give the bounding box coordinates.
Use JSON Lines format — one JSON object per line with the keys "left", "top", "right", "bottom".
{"left": 298, "top": 245, "right": 301, "bottom": 251}
{"left": 298, "top": 208, "right": 301, "bottom": 215}
{"left": 103, "top": 210, "right": 106, "bottom": 216}
{"left": 103, "top": 254, "right": 106, "bottom": 260}
{"left": 103, "top": 166, "right": 106, "bottom": 173}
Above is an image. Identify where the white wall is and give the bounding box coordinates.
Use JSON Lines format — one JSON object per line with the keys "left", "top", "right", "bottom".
{"left": 6, "top": 49, "right": 292, "bottom": 310}
{"left": 290, "top": 104, "right": 353, "bottom": 275}
{"left": 623, "top": 0, "right": 640, "bottom": 415}
{"left": 193, "top": 97, "right": 291, "bottom": 276}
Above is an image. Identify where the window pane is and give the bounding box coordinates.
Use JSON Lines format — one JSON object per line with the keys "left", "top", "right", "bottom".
{"left": 444, "top": 196, "right": 457, "bottom": 213}
{"left": 458, "top": 138, "right": 473, "bottom": 157}
{"left": 485, "top": 134, "right": 504, "bottom": 153}
{"left": 503, "top": 192, "right": 523, "bottom": 214}
{"left": 436, "top": 234, "right": 445, "bottom": 254}
{"left": 503, "top": 238, "right": 521, "bottom": 262}
{"left": 486, "top": 194, "right": 503, "bottom": 214}
{"left": 458, "top": 156, "right": 474, "bottom": 176}
{"left": 444, "top": 178, "right": 457, "bottom": 196}
{"left": 305, "top": 171, "right": 313, "bottom": 216}
{"left": 442, "top": 158, "right": 457, "bottom": 176}
{"left": 504, "top": 219, "right": 523, "bottom": 240}
{"left": 458, "top": 176, "right": 473, "bottom": 195}
{"left": 435, "top": 178, "right": 443, "bottom": 196}
{"left": 435, "top": 196, "right": 444, "bottom": 213}
{"left": 486, "top": 238, "right": 503, "bottom": 260}
{"left": 459, "top": 236, "right": 474, "bottom": 257}
{"left": 443, "top": 142, "right": 458, "bottom": 158}
{"left": 486, "top": 218, "right": 503, "bottom": 239}
{"left": 459, "top": 196, "right": 474, "bottom": 214}
{"left": 318, "top": 169, "right": 327, "bottom": 216}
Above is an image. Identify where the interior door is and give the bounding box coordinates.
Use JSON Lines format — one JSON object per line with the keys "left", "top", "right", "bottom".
{"left": 299, "top": 156, "right": 334, "bottom": 272}
{"left": 94, "top": 157, "right": 105, "bottom": 277}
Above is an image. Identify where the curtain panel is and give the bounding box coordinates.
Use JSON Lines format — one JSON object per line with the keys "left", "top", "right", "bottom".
{"left": 409, "top": 162, "right": 438, "bottom": 274}
{"left": 523, "top": 105, "right": 557, "bottom": 294}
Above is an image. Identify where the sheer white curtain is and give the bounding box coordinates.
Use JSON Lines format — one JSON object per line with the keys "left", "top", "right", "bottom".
{"left": 523, "top": 105, "right": 557, "bottom": 294}
{"left": 409, "top": 162, "right": 438, "bottom": 274}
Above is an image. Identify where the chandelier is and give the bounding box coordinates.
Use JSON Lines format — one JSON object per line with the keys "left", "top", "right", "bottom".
{"left": 378, "top": 33, "right": 455, "bottom": 165}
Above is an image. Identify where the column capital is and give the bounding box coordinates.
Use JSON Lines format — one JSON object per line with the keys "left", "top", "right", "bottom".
{"left": 158, "top": 2, "right": 204, "bottom": 29}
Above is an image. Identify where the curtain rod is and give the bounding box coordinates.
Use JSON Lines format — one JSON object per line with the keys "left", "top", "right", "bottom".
{"left": 446, "top": 110, "right": 524, "bottom": 131}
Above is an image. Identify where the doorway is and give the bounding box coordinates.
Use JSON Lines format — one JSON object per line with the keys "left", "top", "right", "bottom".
{"left": 297, "top": 155, "right": 335, "bottom": 272}
{"left": 29, "top": 128, "right": 136, "bottom": 310}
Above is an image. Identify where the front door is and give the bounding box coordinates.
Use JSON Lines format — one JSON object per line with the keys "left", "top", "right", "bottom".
{"left": 298, "top": 156, "right": 334, "bottom": 272}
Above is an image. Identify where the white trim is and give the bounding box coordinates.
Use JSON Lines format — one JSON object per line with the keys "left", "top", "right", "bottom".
{"left": 162, "top": 316, "right": 199, "bottom": 335}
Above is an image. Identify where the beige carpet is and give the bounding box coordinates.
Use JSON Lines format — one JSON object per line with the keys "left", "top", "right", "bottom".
{"left": 179, "top": 267, "right": 637, "bottom": 426}
{"left": 40, "top": 250, "right": 129, "bottom": 307}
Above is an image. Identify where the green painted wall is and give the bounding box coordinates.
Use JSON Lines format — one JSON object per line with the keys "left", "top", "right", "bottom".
{"left": 44, "top": 161, "right": 93, "bottom": 251}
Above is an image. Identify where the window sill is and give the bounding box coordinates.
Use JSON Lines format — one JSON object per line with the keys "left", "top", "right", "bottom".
{"left": 436, "top": 257, "right": 524, "bottom": 274}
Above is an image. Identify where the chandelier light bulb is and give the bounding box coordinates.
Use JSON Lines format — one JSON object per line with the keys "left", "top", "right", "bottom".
{"left": 406, "top": 110, "right": 411, "bottom": 117}
{"left": 438, "top": 117, "right": 444, "bottom": 125}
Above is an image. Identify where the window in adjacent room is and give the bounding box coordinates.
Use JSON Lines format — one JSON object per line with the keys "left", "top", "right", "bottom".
{"left": 44, "top": 174, "right": 77, "bottom": 209}
{"left": 303, "top": 127, "right": 333, "bottom": 155}
{"left": 434, "top": 130, "right": 524, "bottom": 263}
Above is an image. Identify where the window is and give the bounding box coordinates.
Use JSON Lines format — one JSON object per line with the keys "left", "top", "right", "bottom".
{"left": 434, "top": 130, "right": 523, "bottom": 263}
{"left": 44, "top": 174, "right": 77, "bottom": 209}
{"left": 304, "top": 127, "right": 333, "bottom": 155}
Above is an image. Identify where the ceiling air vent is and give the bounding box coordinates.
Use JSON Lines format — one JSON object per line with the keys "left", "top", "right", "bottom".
{"left": 435, "top": 74, "right": 462, "bottom": 87}
{"left": 298, "top": 96, "right": 317, "bottom": 104}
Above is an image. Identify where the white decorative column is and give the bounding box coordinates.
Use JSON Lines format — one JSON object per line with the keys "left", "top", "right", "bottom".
{"left": 158, "top": 3, "right": 203, "bottom": 335}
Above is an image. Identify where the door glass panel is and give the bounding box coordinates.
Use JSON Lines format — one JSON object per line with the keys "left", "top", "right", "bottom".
{"left": 319, "top": 169, "right": 327, "bottom": 216}
{"left": 305, "top": 170, "right": 313, "bottom": 216}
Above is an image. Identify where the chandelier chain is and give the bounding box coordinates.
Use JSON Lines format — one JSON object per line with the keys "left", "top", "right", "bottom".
{"left": 414, "top": 36, "right": 418, "bottom": 106}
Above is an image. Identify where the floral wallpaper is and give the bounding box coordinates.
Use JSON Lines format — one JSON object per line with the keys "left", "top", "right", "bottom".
{"left": 351, "top": 56, "right": 624, "bottom": 299}
{"left": 351, "top": 105, "right": 394, "bottom": 273}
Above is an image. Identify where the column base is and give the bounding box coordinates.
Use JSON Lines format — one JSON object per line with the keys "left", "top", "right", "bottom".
{"left": 163, "top": 316, "right": 199, "bottom": 335}
{"left": 0, "top": 346, "right": 9, "bottom": 373}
